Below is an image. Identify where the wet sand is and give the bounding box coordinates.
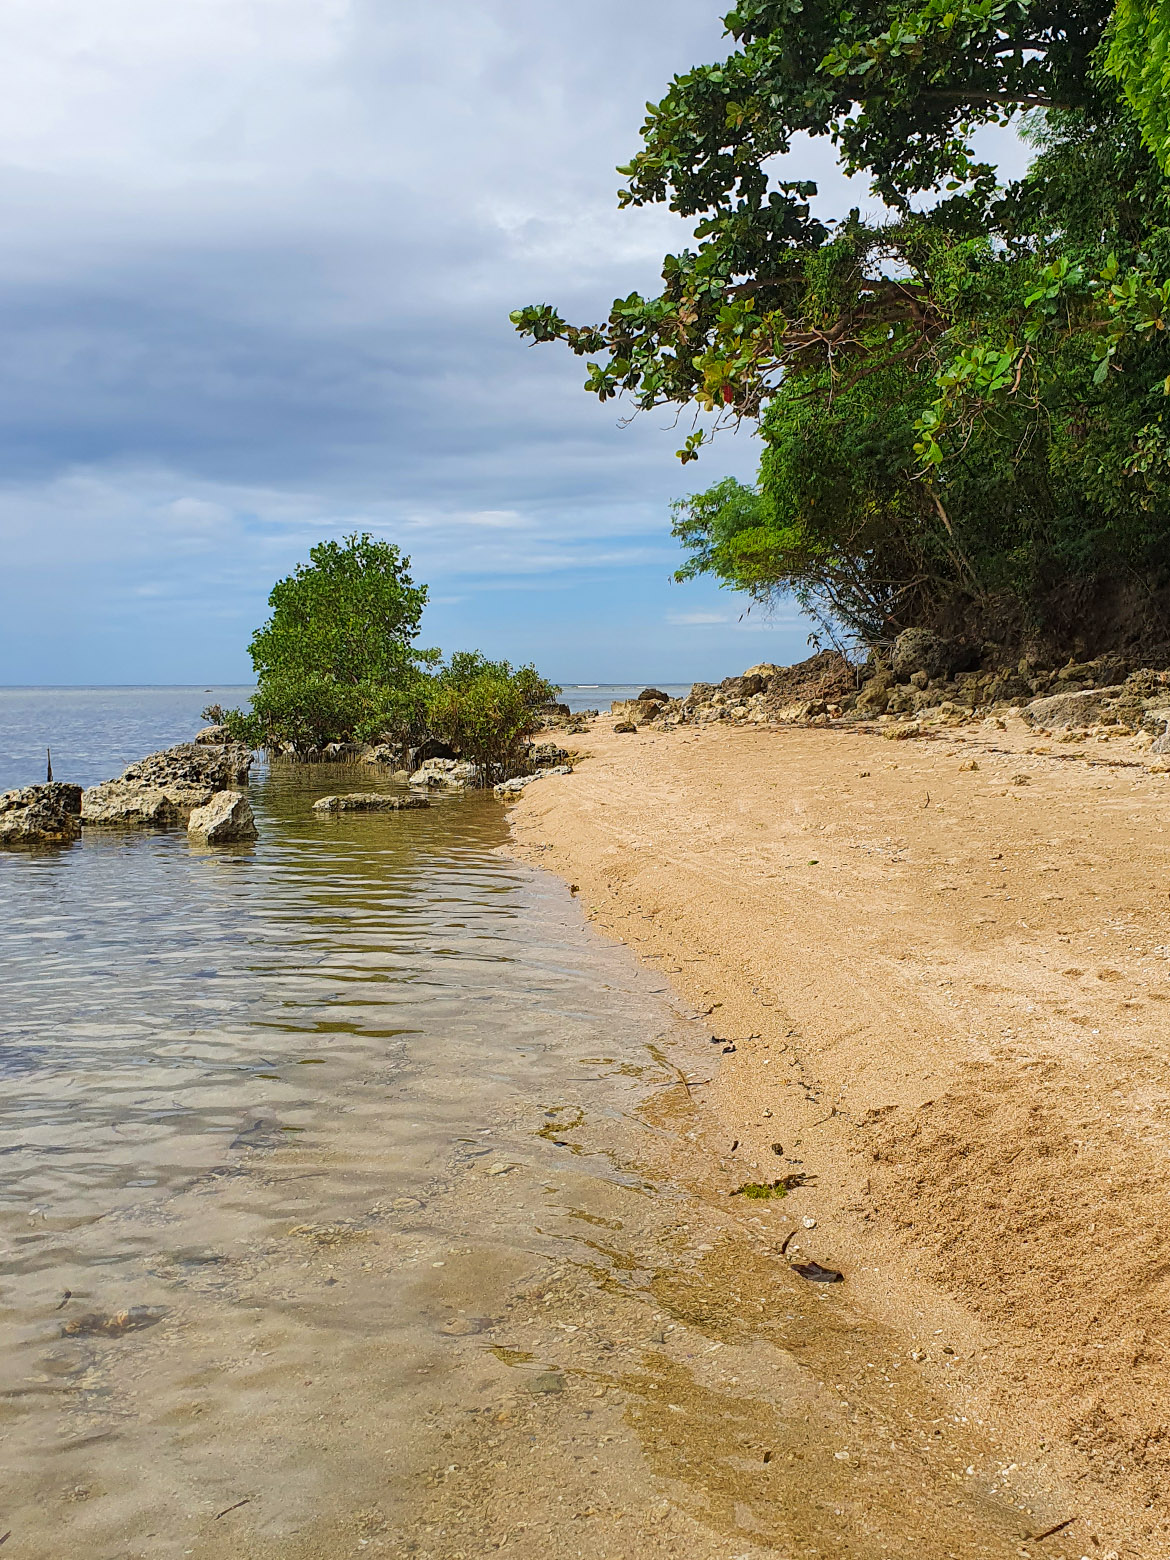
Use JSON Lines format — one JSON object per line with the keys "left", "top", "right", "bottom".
{"left": 509, "top": 713, "right": 1170, "bottom": 1556}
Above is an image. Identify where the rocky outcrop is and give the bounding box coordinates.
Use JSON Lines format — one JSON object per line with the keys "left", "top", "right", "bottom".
{"left": 187, "top": 791, "right": 258, "bottom": 844}
{"left": 193, "top": 723, "right": 232, "bottom": 745}
{"left": 637, "top": 688, "right": 670, "bottom": 703}
{"left": 493, "top": 765, "right": 573, "bottom": 798}
{"left": 529, "top": 743, "right": 570, "bottom": 767}
{"left": 82, "top": 742, "right": 252, "bottom": 828}
{"left": 408, "top": 758, "right": 479, "bottom": 790}
{"left": 0, "top": 783, "right": 83, "bottom": 848}
{"left": 313, "top": 793, "right": 430, "bottom": 813}
{"left": 1021, "top": 687, "right": 1125, "bottom": 729}
{"left": 890, "top": 628, "right": 975, "bottom": 682}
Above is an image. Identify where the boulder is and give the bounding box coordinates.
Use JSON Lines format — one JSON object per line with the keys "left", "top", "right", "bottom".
{"left": 82, "top": 742, "right": 253, "bottom": 827}
{"left": 493, "top": 765, "right": 572, "bottom": 799}
{"left": 720, "top": 674, "right": 768, "bottom": 699}
{"left": 0, "top": 783, "right": 83, "bottom": 848}
{"left": 194, "top": 723, "right": 232, "bottom": 745}
{"left": 529, "top": 743, "right": 570, "bottom": 767}
{"left": 187, "top": 791, "right": 258, "bottom": 845}
{"left": 637, "top": 688, "right": 670, "bottom": 703}
{"left": 360, "top": 743, "right": 405, "bottom": 766}
{"left": 408, "top": 758, "right": 479, "bottom": 790}
{"left": 742, "top": 663, "right": 782, "bottom": 680}
{"left": 683, "top": 683, "right": 716, "bottom": 707}
{"left": 891, "top": 628, "right": 967, "bottom": 682}
{"left": 313, "top": 792, "right": 430, "bottom": 813}
{"left": 613, "top": 721, "right": 637, "bottom": 734}
{"left": 1022, "top": 686, "right": 1125, "bottom": 729}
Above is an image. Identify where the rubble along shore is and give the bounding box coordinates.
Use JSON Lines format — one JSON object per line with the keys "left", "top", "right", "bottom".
{"left": 507, "top": 704, "right": 1170, "bottom": 1552}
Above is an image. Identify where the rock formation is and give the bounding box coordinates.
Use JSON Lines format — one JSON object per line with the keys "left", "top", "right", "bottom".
{"left": 0, "top": 783, "right": 83, "bottom": 848}
{"left": 187, "top": 791, "right": 258, "bottom": 844}
{"left": 82, "top": 742, "right": 252, "bottom": 828}
{"left": 312, "top": 793, "right": 430, "bottom": 813}
{"left": 408, "top": 758, "right": 480, "bottom": 790}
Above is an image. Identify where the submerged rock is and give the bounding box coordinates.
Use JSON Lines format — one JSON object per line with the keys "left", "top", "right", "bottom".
{"left": 313, "top": 792, "right": 430, "bottom": 813}
{"left": 82, "top": 742, "right": 252, "bottom": 828}
{"left": 187, "top": 790, "right": 258, "bottom": 844}
{"left": 0, "top": 783, "right": 83, "bottom": 848}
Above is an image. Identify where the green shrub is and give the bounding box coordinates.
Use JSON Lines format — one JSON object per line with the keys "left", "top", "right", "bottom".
{"left": 426, "top": 654, "right": 559, "bottom": 784}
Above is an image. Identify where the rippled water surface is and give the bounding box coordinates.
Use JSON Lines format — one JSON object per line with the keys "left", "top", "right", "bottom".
{"left": 0, "top": 727, "right": 1049, "bottom": 1558}
{"left": 0, "top": 760, "right": 726, "bottom": 1558}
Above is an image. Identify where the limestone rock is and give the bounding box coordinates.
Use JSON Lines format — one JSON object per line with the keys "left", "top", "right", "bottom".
{"left": 187, "top": 790, "right": 258, "bottom": 844}
{"left": 613, "top": 721, "right": 637, "bottom": 734}
{"left": 637, "top": 688, "right": 670, "bottom": 703}
{"left": 313, "top": 792, "right": 430, "bottom": 812}
{"left": 891, "top": 628, "right": 967, "bottom": 682}
{"left": 359, "top": 743, "right": 404, "bottom": 766}
{"left": 408, "top": 758, "right": 480, "bottom": 790}
{"left": 194, "top": 723, "right": 232, "bottom": 745}
{"left": 0, "top": 783, "right": 83, "bottom": 848}
{"left": 493, "top": 765, "right": 572, "bottom": 798}
{"left": 82, "top": 742, "right": 252, "bottom": 827}
{"left": 1022, "top": 686, "right": 1125, "bottom": 729}
{"left": 529, "top": 743, "right": 570, "bottom": 767}
{"left": 683, "top": 683, "right": 716, "bottom": 707}
{"left": 742, "top": 663, "right": 782, "bottom": 680}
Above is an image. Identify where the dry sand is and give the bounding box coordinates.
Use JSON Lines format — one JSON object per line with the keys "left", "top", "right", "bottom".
{"left": 510, "top": 713, "right": 1170, "bottom": 1553}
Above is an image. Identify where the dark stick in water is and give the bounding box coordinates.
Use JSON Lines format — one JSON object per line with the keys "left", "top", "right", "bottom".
{"left": 46, "top": 748, "right": 52, "bottom": 782}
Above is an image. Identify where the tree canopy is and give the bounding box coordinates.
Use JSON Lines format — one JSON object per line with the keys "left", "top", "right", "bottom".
{"left": 225, "top": 535, "right": 558, "bottom": 771}
{"left": 513, "top": 0, "right": 1170, "bottom": 655}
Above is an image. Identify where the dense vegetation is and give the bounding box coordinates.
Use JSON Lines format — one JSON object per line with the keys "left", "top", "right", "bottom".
{"left": 513, "top": 0, "right": 1170, "bottom": 659}
{"left": 223, "top": 535, "right": 557, "bottom": 780}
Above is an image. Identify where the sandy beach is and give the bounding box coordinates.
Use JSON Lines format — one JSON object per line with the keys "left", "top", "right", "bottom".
{"left": 510, "top": 713, "right": 1170, "bottom": 1551}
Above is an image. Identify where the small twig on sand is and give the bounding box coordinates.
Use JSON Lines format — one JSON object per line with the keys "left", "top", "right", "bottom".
{"left": 779, "top": 1231, "right": 796, "bottom": 1257}
{"left": 1032, "top": 1517, "right": 1077, "bottom": 1541}
{"left": 215, "top": 1498, "right": 252, "bottom": 1520}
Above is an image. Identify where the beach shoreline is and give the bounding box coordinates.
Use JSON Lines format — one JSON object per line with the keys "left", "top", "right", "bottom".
{"left": 509, "top": 711, "right": 1170, "bottom": 1551}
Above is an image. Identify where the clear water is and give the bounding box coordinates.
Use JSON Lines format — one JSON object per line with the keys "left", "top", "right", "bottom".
{"left": 0, "top": 699, "right": 1040, "bottom": 1558}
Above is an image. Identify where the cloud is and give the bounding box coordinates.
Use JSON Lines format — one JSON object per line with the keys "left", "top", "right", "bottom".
{"left": 667, "top": 612, "right": 730, "bottom": 626}
{"left": 0, "top": 2, "right": 1032, "bottom": 684}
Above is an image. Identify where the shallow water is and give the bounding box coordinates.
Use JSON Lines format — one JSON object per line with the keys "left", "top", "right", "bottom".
{"left": 0, "top": 752, "right": 1055, "bottom": 1557}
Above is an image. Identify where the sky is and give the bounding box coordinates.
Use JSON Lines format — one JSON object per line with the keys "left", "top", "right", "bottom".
{"left": 0, "top": 1, "right": 1020, "bottom": 686}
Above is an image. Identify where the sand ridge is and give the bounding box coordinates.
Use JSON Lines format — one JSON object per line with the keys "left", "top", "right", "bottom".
{"left": 510, "top": 713, "right": 1170, "bottom": 1552}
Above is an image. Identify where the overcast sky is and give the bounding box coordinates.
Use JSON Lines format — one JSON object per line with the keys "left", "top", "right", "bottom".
{"left": 0, "top": 0, "right": 993, "bottom": 685}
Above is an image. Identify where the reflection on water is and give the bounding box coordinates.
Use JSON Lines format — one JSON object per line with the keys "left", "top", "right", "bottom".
{"left": 0, "top": 762, "right": 701, "bottom": 1556}
{"left": 0, "top": 763, "right": 1049, "bottom": 1558}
